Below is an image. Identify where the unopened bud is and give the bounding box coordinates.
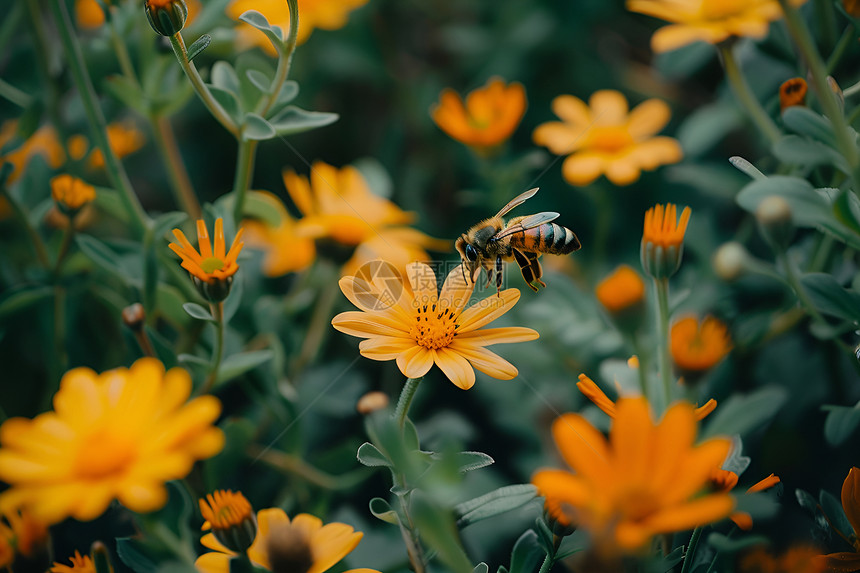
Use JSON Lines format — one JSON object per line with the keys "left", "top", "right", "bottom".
{"left": 756, "top": 195, "right": 795, "bottom": 251}
{"left": 90, "top": 541, "right": 113, "bottom": 573}
{"left": 122, "top": 303, "right": 146, "bottom": 331}
{"left": 779, "top": 77, "right": 807, "bottom": 112}
{"left": 145, "top": 0, "right": 188, "bottom": 36}
{"left": 357, "top": 391, "right": 389, "bottom": 415}
{"left": 713, "top": 242, "right": 749, "bottom": 282}
{"left": 828, "top": 76, "right": 845, "bottom": 113}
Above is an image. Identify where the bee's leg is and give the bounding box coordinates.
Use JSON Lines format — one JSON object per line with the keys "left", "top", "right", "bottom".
{"left": 525, "top": 251, "right": 547, "bottom": 288}
{"left": 495, "top": 256, "right": 503, "bottom": 295}
{"left": 512, "top": 248, "right": 539, "bottom": 292}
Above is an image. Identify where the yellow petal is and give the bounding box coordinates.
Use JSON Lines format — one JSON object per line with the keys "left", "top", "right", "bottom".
{"left": 358, "top": 336, "right": 417, "bottom": 360}
{"left": 627, "top": 99, "right": 671, "bottom": 139}
{"left": 562, "top": 153, "right": 605, "bottom": 186}
{"left": 396, "top": 345, "right": 434, "bottom": 379}
{"left": 651, "top": 24, "right": 727, "bottom": 53}
{"left": 439, "top": 263, "right": 475, "bottom": 316}
{"left": 455, "top": 327, "right": 539, "bottom": 346}
{"left": 457, "top": 289, "right": 520, "bottom": 332}
{"left": 842, "top": 467, "right": 860, "bottom": 537}
{"left": 588, "top": 90, "right": 628, "bottom": 125}
{"left": 449, "top": 343, "right": 518, "bottom": 380}
{"left": 405, "top": 262, "right": 439, "bottom": 307}
{"left": 551, "top": 413, "right": 611, "bottom": 484}
{"left": 332, "top": 311, "right": 410, "bottom": 338}
{"left": 307, "top": 522, "right": 363, "bottom": 573}
{"left": 532, "top": 122, "right": 585, "bottom": 155}
{"left": 195, "top": 552, "right": 232, "bottom": 573}
{"left": 434, "top": 348, "right": 476, "bottom": 389}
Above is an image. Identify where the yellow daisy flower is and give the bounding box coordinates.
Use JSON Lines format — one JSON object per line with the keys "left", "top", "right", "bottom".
{"left": 227, "top": 0, "right": 369, "bottom": 55}
{"left": 332, "top": 261, "right": 539, "bottom": 390}
{"left": 195, "top": 507, "right": 372, "bottom": 573}
{"left": 641, "top": 203, "right": 691, "bottom": 279}
{"left": 670, "top": 315, "right": 732, "bottom": 374}
{"left": 430, "top": 77, "right": 527, "bottom": 152}
{"left": 169, "top": 218, "right": 245, "bottom": 284}
{"left": 51, "top": 551, "right": 95, "bottom": 573}
{"left": 51, "top": 174, "right": 96, "bottom": 212}
{"left": 532, "top": 397, "right": 734, "bottom": 557}
{"left": 533, "top": 90, "right": 682, "bottom": 186}
{"left": 199, "top": 490, "right": 257, "bottom": 553}
{"left": 627, "top": 0, "right": 808, "bottom": 53}
{"left": 0, "top": 358, "right": 224, "bottom": 525}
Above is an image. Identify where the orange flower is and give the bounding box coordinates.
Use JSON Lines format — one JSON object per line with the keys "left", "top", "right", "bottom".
{"left": 332, "top": 261, "right": 538, "bottom": 390}
{"left": 815, "top": 468, "right": 860, "bottom": 572}
{"left": 641, "top": 203, "right": 691, "bottom": 279}
{"left": 780, "top": 78, "right": 808, "bottom": 113}
{"left": 0, "top": 122, "right": 65, "bottom": 184}
{"left": 87, "top": 122, "right": 145, "bottom": 169}
{"left": 741, "top": 545, "right": 824, "bottom": 573}
{"left": 0, "top": 358, "right": 223, "bottom": 525}
{"left": 50, "top": 551, "right": 95, "bottom": 573}
{"left": 595, "top": 264, "right": 645, "bottom": 313}
{"left": 51, "top": 174, "right": 96, "bottom": 212}
{"left": 199, "top": 490, "right": 257, "bottom": 553}
{"left": 532, "top": 397, "right": 734, "bottom": 555}
{"left": 431, "top": 77, "right": 527, "bottom": 151}
{"left": 533, "top": 90, "right": 682, "bottom": 186}
{"left": 627, "top": 0, "right": 809, "bottom": 53}
{"left": 710, "top": 470, "right": 781, "bottom": 530}
{"left": 228, "top": 0, "right": 370, "bottom": 55}
{"left": 670, "top": 315, "right": 732, "bottom": 373}
{"left": 169, "top": 219, "right": 245, "bottom": 284}
{"left": 242, "top": 191, "right": 316, "bottom": 277}
{"left": 576, "top": 373, "right": 716, "bottom": 421}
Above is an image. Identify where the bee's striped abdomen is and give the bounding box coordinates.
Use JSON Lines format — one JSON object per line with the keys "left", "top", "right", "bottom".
{"left": 512, "top": 223, "right": 581, "bottom": 255}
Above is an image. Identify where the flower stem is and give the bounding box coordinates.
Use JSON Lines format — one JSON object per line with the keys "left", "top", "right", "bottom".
{"left": 151, "top": 115, "right": 201, "bottom": 218}
{"left": 0, "top": 78, "right": 31, "bottom": 108}
{"left": 47, "top": 0, "right": 149, "bottom": 236}
{"left": 53, "top": 224, "right": 75, "bottom": 277}
{"left": 778, "top": 0, "right": 860, "bottom": 184}
{"left": 0, "top": 186, "right": 50, "bottom": 269}
{"left": 654, "top": 277, "right": 673, "bottom": 410}
{"left": 168, "top": 33, "right": 240, "bottom": 138}
{"left": 718, "top": 43, "right": 782, "bottom": 146}
{"left": 680, "top": 526, "right": 703, "bottom": 573}
{"left": 394, "top": 377, "right": 423, "bottom": 429}
{"left": 826, "top": 24, "right": 855, "bottom": 74}
{"left": 231, "top": 139, "right": 258, "bottom": 225}
{"left": 108, "top": 11, "right": 140, "bottom": 89}
{"left": 202, "top": 301, "right": 225, "bottom": 393}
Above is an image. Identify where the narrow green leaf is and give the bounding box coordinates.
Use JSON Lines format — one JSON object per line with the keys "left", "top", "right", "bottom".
{"left": 701, "top": 387, "right": 787, "bottom": 439}
{"left": 473, "top": 564, "right": 489, "bottom": 573}
{"left": 801, "top": 273, "right": 860, "bottom": 322}
{"left": 821, "top": 490, "right": 855, "bottom": 538}
{"left": 823, "top": 402, "right": 860, "bottom": 447}
{"left": 267, "top": 80, "right": 300, "bottom": 117}
{"left": 368, "top": 497, "right": 399, "bottom": 524}
{"left": 728, "top": 156, "right": 766, "bottom": 180}
{"left": 246, "top": 69, "right": 271, "bottom": 93}
{"left": 508, "top": 530, "right": 543, "bottom": 573}
{"left": 223, "top": 275, "right": 243, "bottom": 323}
{"left": 116, "top": 538, "right": 158, "bottom": 573}
{"left": 834, "top": 188, "right": 860, "bottom": 237}
{"left": 357, "top": 442, "right": 392, "bottom": 467}
{"left": 0, "top": 286, "right": 53, "bottom": 320}
{"left": 706, "top": 532, "right": 770, "bottom": 553}
{"left": 208, "top": 86, "right": 242, "bottom": 121}
{"left": 455, "top": 451, "right": 494, "bottom": 473}
{"left": 211, "top": 60, "right": 240, "bottom": 94}
{"left": 782, "top": 106, "right": 839, "bottom": 148}
{"left": 454, "top": 485, "right": 538, "bottom": 527}
{"left": 242, "top": 113, "right": 276, "bottom": 141}
{"left": 182, "top": 302, "right": 214, "bottom": 322}
{"left": 152, "top": 212, "right": 187, "bottom": 239}
{"left": 215, "top": 350, "right": 274, "bottom": 385}
{"left": 238, "top": 10, "right": 284, "bottom": 54}
{"left": 178, "top": 353, "right": 209, "bottom": 367}
{"left": 103, "top": 75, "right": 149, "bottom": 115}
{"left": 186, "top": 34, "right": 211, "bottom": 62}
{"left": 736, "top": 176, "right": 828, "bottom": 227}
{"left": 76, "top": 235, "right": 125, "bottom": 277}
{"left": 772, "top": 135, "right": 850, "bottom": 173}
{"left": 268, "top": 105, "right": 338, "bottom": 136}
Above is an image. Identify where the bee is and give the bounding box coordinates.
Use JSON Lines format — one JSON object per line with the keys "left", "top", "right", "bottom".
{"left": 455, "top": 188, "right": 581, "bottom": 293}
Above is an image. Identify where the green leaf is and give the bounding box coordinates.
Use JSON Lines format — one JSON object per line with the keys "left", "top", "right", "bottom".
{"left": 103, "top": 75, "right": 149, "bottom": 115}
{"left": 246, "top": 69, "right": 271, "bottom": 93}
{"left": 644, "top": 546, "right": 684, "bottom": 573}
{"left": 208, "top": 86, "right": 242, "bottom": 122}
{"left": 736, "top": 176, "right": 828, "bottom": 227}
{"left": 454, "top": 484, "right": 538, "bottom": 527}
{"left": 473, "top": 564, "right": 489, "bottom": 573}
{"left": 728, "top": 156, "right": 766, "bottom": 180}
{"left": 186, "top": 34, "right": 211, "bottom": 62}
{"left": 834, "top": 188, "right": 860, "bottom": 237}
{"left": 823, "top": 402, "right": 860, "bottom": 447}
{"left": 369, "top": 497, "right": 399, "bottom": 524}
{"left": 795, "top": 488, "right": 818, "bottom": 516}
{"left": 508, "top": 530, "right": 543, "bottom": 573}
{"left": 267, "top": 80, "right": 300, "bottom": 117}
{"left": 821, "top": 489, "right": 855, "bottom": 538}
{"left": 455, "top": 451, "right": 494, "bottom": 473}
{"left": 223, "top": 275, "right": 243, "bottom": 323}
{"left": 701, "top": 387, "right": 787, "bottom": 439}
{"left": 238, "top": 10, "right": 284, "bottom": 54}
{"left": 242, "top": 191, "right": 283, "bottom": 227}
{"left": 182, "top": 302, "right": 214, "bottom": 322}
{"left": 211, "top": 60, "right": 240, "bottom": 94}
{"left": 94, "top": 187, "right": 130, "bottom": 222}
{"left": 357, "top": 442, "right": 392, "bottom": 467}
{"left": 242, "top": 113, "right": 277, "bottom": 141}
{"left": 0, "top": 285, "right": 52, "bottom": 320}
{"left": 116, "top": 538, "right": 158, "bottom": 573}
{"left": 268, "top": 105, "right": 338, "bottom": 136}
{"left": 76, "top": 234, "right": 126, "bottom": 277}
{"left": 782, "top": 106, "right": 839, "bottom": 148}
{"left": 772, "top": 135, "right": 850, "bottom": 173}
{"left": 677, "top": 102, "right": 743, "bottom": 157}
{"left": 706, "top": 532, "right": 770, "bottom": 553}
{"left": 152, "top": 211, "right": 188, "bottom": 239}
{"left": 215, "top": 350, "right": 274, "bottom": 385}
{"left": 801, "top": 273, "right": 860, "bottom": 322}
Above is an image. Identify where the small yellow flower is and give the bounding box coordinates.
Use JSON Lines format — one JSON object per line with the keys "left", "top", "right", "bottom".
{"left": 50, "top": 551, "right": 95, "bottom": 573}
{"left": 195, "top": 508, "right": 369, "bottom": 573}
{"left": 169, "top": 218, "right": 245, "bottom": 284}
{"left": 532, "top": 397, "right": 734, "bottom": 556}
{"left": 0, "top": 122, "right": 65, "bottom": 184}
{"left": 595, "top": 264, "right": 645, "bottom": 314}
{"left": 430, "top": 77, "right": 527, "bottom": 151}
{"left": 242, "top": 191, "right": 316, "bottom": 277}
{"left": 199, "top": 490, "right": 257, "bottom": 554}
{"left": 780, "top": 77, "right": 808, "bottom": 112}
{"left": 228, "top": 0, "right": 370, "bottom": 55}
{"left": 51, "top": 174, "right": 96, "bottom": 212}
{"left": 533, "top": 90, "right": 682, "bottom": 186}
{"left": 332, "top": 261, "right": 539, "bottom": 390}
{"left": 87, "top": 122, "right": 145, "bottom": 169}
{"left": 0, "top": 358, "right": 224, "bottom": 525}
{"left": 627, "top": 0, "right": 809, "bottom": 53}
{"left": 576, "top": 373, "right": 716, "bottom": 421}
{"left": 641, "top": 203, "right": 691, "bottom": 279}
{"left": 670, "top": 315, "right": 732, "bottom": 373}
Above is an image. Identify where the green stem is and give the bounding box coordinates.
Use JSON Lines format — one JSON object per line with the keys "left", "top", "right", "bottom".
{"left": 0, "top": 78, "right": 31, "bottom": 108}
{"left": 168, "top": 33, "right": 239, "bottom": 137}
{"left": 151, "top": 115, "right": 201, "bottom": 218}
{"left": 53, "top": 285, "right": 67, "bottom": 391}
{"left": 0, "top": 187, "right": 50, "bottom": 269}
{"left": 654, "top": 277, "right": 673, "bottom": 410}
{"left": 53, "top": 224, "right": 75, "bottom": 277}
{"left": 779, "top": 0, "right": 860, "bottom": 183}
{"left": 814, "top": 0, "right": 838, "bottom": 50}
{"left": 680, "top": 526, "right": 703, "bottom": 573}
{"left": 631, "top": 336, "right": 650, "bottom": 401}
{"left": 826, "top": 24, "right": 856, "bottom": 74}
{"left": 0, "top": 2, "right": 23, "bottom": 59}
{"left": 250, "top": 445, "right": 369, "bottom": 489}
{"left": 394, "top": 478, "right": 427, "bottom": 573}
{"left": 201, "top": 301, "right": 225, "bottom": 393}
{"left": 48, "top": 0, "right": 149, "bottom": 236}
{"left": 537, "top": 534, "right": 561, "bottom": 573}
{"left": 394, "top": 377, "right": 423, "bottom": 429}
{"left": 231, "top": 138, "right": 257, "bottom": 225}
{"left": 718, "top": 43, "right": 782, "bottom": 146}
{"left": 108, "top": 10, "right": 140, "bottom": 89}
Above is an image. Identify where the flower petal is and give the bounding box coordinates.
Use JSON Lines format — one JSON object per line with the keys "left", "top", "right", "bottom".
{"left": 457, "top": 289, "right": 520, "bottom": 332}
{"left": 332, "top": 311, "right": 410, "bottom": 338}
{"left": 551, "top": 413, "right": 611, "bottom": 484}
{"left": 396, "top": 345, "right": 434, "bottom": 379}
{"left": 589, "top": 90, "right": 628, "bottom": 125}
{"left": 562, "top": 152, "right": 605, "bottom": 187}
{"left": 448, "top": 343, "right": 518, "bottom": 380}
{"left": 434, "top": 348, "right": 476, "bottom": 389}
{"left": 359, "top": 337, "right": 417, "bottom": 360}
{"left": 455, "top": 327, "right": 538, "bottom": 346}
{"left": 439, "top": 263, "right": 475, "bottom": 316}
{"left": 627, "top": 99, "right": 671, "bottom": 139}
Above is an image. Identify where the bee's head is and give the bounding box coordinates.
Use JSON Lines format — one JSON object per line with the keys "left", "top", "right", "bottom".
{"left": 455, "top": 235, "right": 481, "bottom": 283}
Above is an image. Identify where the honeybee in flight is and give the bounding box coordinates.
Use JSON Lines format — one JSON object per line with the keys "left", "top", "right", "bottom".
{"left": 455, "top": 188, "right": 581, "bottom": 293}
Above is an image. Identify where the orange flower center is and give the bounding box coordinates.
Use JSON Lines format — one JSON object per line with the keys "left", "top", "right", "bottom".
{"left": 75, "top": 431, "right": 137, "bottom": 479}
{"left": 201, "top": 257, "right": 226, "bottom": 274}
{"left": 701, "top": 0, "right": 746, "bottom": 19}
{"left": 587, "top": 126, "right": 634, "bottom": 154}
{"left": 410, "top": 303, "right": 459, "bottom": 350}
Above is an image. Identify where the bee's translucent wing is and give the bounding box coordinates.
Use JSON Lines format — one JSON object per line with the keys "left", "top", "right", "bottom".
{"left": 494, "top": 187, "right": 539, "bottom": 218}
{"left": 494, "top": 211, "right": 559, "bottom": 239}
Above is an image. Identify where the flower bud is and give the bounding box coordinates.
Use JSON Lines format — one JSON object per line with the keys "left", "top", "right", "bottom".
{"left": 122, "top": 303, "right": 146, "bottom": 331}
{"left": 199, "top": 490, "right": 257, "bottom": 554}
{"left": 779, "top": 77, "right": 807, "bottom": 113}
{"left": 595, "top": 265, "right": 646, "bottom": 334}
{"left": 357, "top": 391, "right": 389, "bottom": 415}
{"left": 51, "top": 174, "right": 96, "bottom": 217}
{"left": 145, "top": 0, "right": 188, "bottom": 36}
{"left": 712, "top": 242, "right": 749, "bottom": 282}
{"left": 756, "top": 195, "right": 795, "bottom": 252}
{"left": 193, "top": 275, "right": 233, "bottom": 303}
{"left": 828, "top": 76, "right": 845, "bottom": 113}
{"left": 640, "top": 204, "right": 691, "bottom": 281}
